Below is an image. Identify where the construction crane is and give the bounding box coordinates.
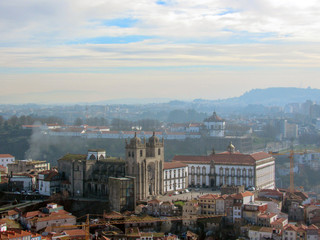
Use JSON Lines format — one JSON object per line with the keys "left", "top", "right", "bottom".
{"left": 268, "top": 146, "right": 320, "bottom": 193}
{"left": 55, "top": 213, "right": 225, "bottom": 240}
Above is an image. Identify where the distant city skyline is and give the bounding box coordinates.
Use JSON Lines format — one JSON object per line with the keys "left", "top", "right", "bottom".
{"left": 1, "top": 0, "right": 320, "bottom": 104}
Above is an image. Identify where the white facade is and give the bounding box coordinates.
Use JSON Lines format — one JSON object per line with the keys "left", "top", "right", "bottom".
{"left": 188, "top": 163, "right": 211, "bottom": 187}
{"left": 216, "top": 165, "right": 254, "bottom": 188}
{"left": 173, "top": 149, "right": 275, "bottom": 190}
{"left": 38, "top": 179, "right": 51, "bottom": 196}
{"left": 204, "top": 121, "right": 225, "bottom": 137}
{"left": 0, "top": 154, "right": 15, "bottom": 168}
{"left": 163, "top": 165, "right": 188, "bottom": 192}
{"left": 233, "top": 205, "right": 242, "bottom": 222}
{"left": 255, "top": 159, "right": 275, "bottom": 189}
{"left": 203, "top": 112, "right": 226, "bottom": 137}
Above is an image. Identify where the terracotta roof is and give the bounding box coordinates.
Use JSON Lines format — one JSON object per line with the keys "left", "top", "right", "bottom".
{"left": 258, "top": 213, "right": 277, "bottom": 219}
{"left": 234, "top": 191, "right": 254, "bottom": 199}
{"left": 172, "top": 151, "right": 273, "bottom": 166}
{"left": 0, "top": 230, "right": 32, "bottom": 239}
{"left": 0, "top": 154, "right": 14, "bottom": 158}
{"left": 23, "top": 210, "right": 42, "bottom": 218}
{"left": 164, "top": 162, "right": 187, "bottom": 169}
{"left": 204, "top": 112, "right": 224, "bottom": 122}
{"left": 259, "top": 189, "right": 283, "bottom": 196}
{"left": 199, "top": 194, "right": 219, "bottom": 200}
{"left": 63, "top": 229, "right": 86, "bottom": 236}
{"left": 285, "top": 224, "right": 298, "bottom": 231}
{"left": 7, "top": 210, "right": 18, "bottom": 216}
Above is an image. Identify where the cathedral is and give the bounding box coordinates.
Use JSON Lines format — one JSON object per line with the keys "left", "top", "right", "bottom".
{"left": 58, "top": 132, "right": 164, "bottom": 202}
{"left": 125, "top": 132, "right": 164, "bottom": 200}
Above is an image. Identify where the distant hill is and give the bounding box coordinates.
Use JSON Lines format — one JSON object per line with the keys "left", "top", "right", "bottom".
{"left": 194, "top": 87, "right": 320, "bottom": 107}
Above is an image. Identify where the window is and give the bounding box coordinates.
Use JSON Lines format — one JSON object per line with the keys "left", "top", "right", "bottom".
{"left": 158, "top": 148, "right": 161, "bottom": 155}
{"left": 140, "top": 150, "right": 143, "bottom": 157}
{"left": 128, "top": 152, "right": 131, "bottom": 157}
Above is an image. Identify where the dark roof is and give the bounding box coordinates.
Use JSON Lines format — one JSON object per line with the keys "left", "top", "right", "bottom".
{"left": 59, "top": 154, "right": 86, "bottom": 161}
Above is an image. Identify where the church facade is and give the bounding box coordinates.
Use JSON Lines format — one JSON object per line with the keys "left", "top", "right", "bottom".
{"left": 172, "top": 143, "right": 275, "bottom": 190}
{"left": 125, "top": 132, "right": 164, "bottom": 200}
{"left": 58, "top": 133, "right": 164, "bottom": 201}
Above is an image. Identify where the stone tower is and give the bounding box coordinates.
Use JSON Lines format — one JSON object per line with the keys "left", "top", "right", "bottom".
{"left": 125, "top": 132, "right": 164, "bottom": 200}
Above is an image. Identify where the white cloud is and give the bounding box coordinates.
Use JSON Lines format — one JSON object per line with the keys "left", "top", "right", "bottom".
{"left": 1, "top": 0, "right": 320, "bottom": 103}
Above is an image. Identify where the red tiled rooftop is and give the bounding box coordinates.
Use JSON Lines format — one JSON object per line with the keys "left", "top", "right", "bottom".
{"left": 0, "top": 154, "right": 14, "bottom": 158}
{"left": 172, "top": 151, "right": 273, "bottom": 166}
{"left": 63, "top": 229, "right": 86, "bottom": 236}
{"left": 164, "top": 162, "right": 187, "bottom": 169}
{"left": 23, "top": 210, "right": 41, "bottom": 218}
{"left": 199, "top": 194, "right": 219, "bottom": 200}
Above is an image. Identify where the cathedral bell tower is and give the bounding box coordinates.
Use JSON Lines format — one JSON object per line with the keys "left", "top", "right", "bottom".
{"left": 125, "top": 132, "right": 164, "bottom": 200}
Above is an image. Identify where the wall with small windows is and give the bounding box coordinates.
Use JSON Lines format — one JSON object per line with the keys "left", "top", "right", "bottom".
{"left": 163, "top": 166, "right": 188, "bottom": 193}
{"left": 0, "top": 155, "right": 15, "bottom": 168}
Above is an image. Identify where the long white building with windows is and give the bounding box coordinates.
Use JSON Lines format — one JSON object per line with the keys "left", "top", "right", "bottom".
{"left": 172, "top": 143, "right": 275, "bottom": 190}
{"left": 163, "top": 162, "right": 188, "bottom": 193}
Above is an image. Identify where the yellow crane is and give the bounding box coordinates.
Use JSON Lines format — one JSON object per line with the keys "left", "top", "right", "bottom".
{"left": 54, "top": 213, "right": 225, "bottom": 240}
{"left": 269, "top": 147, "right": 320, "bottom": 193}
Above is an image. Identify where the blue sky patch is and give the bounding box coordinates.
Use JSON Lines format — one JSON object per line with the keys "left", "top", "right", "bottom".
{"left": 68, "top": 35, "right": 152, "bottom": 44}
{"left": 103, "top": 18, "right": 138, "bottom": 28}
{"left": 156, "top": 0, "right": 167, "bottom": 5}
{"left": 217, "top": 8, "right": 237, "bottom": 16}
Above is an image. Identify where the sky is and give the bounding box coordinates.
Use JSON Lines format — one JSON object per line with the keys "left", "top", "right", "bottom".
{"left": 1, "top": 0, "right": 320, "bottom": 104}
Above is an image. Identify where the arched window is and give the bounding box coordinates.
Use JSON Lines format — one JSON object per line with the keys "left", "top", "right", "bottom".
{"left": 158, "top": 148, "right": 161, "bottom": 155}
{"left": 231, "top": 168, "right": 235, "bottom": 177}
{"left": 243, "top": 169, "right": 246, "bottom": 177}
{"left": 202, "top": 166, "right": 206, "bottom": 175}
{"left": 89, "top": 154, "right": 96, "bottom": 160}
{"left": 197, "top": 166, "right": 200, "bottom": 174}
{"left": 140, "top": 150, "right": 143, "bottom": 157}
{"left": 191, "top": 166, "right": 195, "bottom": 174}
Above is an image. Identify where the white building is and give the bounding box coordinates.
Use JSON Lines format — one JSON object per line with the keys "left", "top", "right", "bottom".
{"left": 203, "top": 112, "right": 226, "bottom": 137}
{"left": 0, "top": 154, "right": 15, "bottom": 168}
{"left": 163, "top": 162, "right": 188, "bottom": 193}
{"left": 38, "top": 170, "right": 60, "bottom": 196}
{"left": 172, "top": 143, "right": 275, "bottom": 190}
